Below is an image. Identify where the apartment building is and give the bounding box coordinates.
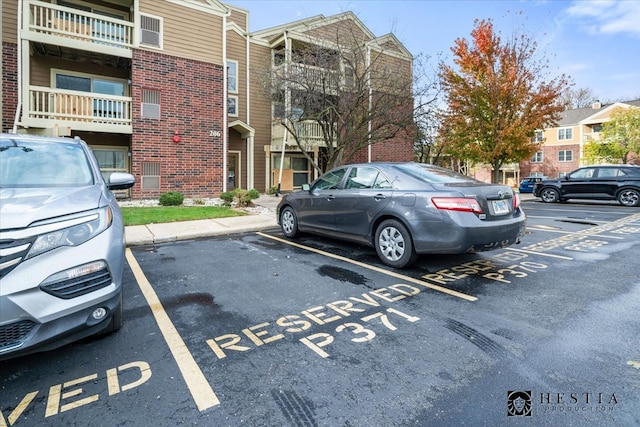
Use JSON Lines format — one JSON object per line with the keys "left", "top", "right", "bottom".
{"left": 519, "top": 100, "right": 640, "bottom": 179}
{"left": 2, "top": 0, "right": 414, "bottom": 198}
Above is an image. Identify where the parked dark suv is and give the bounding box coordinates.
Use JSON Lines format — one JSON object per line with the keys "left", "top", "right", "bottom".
{"left": 533, "top": 165, "right": 640, "bottom": 207}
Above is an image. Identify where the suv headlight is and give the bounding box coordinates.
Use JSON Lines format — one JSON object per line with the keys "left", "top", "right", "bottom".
{"left": 26, "top": 207, "right": 113, "bottom": 259}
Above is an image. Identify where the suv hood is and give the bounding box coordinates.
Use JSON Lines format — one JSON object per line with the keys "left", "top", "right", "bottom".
{"left": 0, "top": 187, "right": 105, "bottom": 230}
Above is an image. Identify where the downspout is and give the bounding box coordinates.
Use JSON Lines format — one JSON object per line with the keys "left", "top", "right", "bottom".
{"left": 245, "top": 23, "right": 253, "bottom": 189}
{"left": 277, "top": 31, "right": 289, "bottom": 195}
{"left": 222, "top": 10, "right": 230, "bottom": 192}
{"left": 13, "top": 0, "right": 24, "bottom": 133}
{"left": 366, "top": 45, "right": 372, "bottom": 163}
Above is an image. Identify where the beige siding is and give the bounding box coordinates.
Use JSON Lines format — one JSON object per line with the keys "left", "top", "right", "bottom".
{"left": 227, "top": 30, "right": 247, "bottom": 122}
{"left": 228, "top": 9, "right": 248, "bottom": 32}
{"left": 2, "top": 0, "right": 18, "bottom": 44}
{"left": 248, "top": 42, "right": 273, "bottom": 191}
{"left": 303, "top": 20, "right": 372, "bottom": 45}
{"left": 140, "top": 0, "right": 223, "bottom": 65}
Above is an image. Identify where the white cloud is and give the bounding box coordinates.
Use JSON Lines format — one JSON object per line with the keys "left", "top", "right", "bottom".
{"left": 566, "top": 0, "right": 640, "bottom": 36}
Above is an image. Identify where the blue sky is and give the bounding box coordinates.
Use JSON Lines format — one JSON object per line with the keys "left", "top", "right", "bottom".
{"left": 226, "top": 0, "right": 640, "bottom": 103}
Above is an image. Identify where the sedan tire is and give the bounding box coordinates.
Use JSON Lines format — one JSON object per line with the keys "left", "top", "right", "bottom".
{"left": 280, "top": 206, "right": 300, "bottom": 238}
{"left": 540, "top": 187, "right": 560, "bottom": 203}
{"left": 617, "top": 188, "right": 640, "bottom": 207}
{"left": 375, "top": 219, "right": 418, "bottom": 268}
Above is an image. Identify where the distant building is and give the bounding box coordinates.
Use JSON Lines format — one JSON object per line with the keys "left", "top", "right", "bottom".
{"left": 520, "top": 100, "right": 640, "bottom": 179}
{"left": 2, "top": 0, "right": 414, "bottom": 198}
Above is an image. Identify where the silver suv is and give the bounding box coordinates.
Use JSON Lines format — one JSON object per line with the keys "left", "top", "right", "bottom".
{"left": 0, "top": 133, "right": 135, "bottom": 360}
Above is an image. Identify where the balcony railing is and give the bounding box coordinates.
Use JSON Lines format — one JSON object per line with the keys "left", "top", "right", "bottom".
{"left": 25, "top": 86, "right": 132, "bottom": 133}
{"left": 274, "top": 63, "right": 343, "bottom": 91}
{"left": 26, "top": 0, "right": 133, "bottom": 56}
{"left": 271, "top": 120, "right": 335, "bottom": 151}
{"left": 583, "top": 132, "right": 603, "bottom": 142}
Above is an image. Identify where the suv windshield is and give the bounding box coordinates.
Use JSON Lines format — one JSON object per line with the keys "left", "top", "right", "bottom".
{"left": 0, "top": 137, "right": 94, "bottom": 188}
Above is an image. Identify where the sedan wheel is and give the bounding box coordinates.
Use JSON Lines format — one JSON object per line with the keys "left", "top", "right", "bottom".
{"left": 280, "top": 206, "right": 299, "bottom": 238}
{"left": 540, "top": 188, "right": 560, "bottom": 203}
{"left": 375, "top": 219, "right": 417, "bottom": 268}
{"left": 617, "top": 189, "right": 640, "bottom": 207}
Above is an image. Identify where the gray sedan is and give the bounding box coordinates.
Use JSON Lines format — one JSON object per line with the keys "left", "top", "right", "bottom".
{"left": 0, "top": 133, "right": 135, "bottom": 360}
{"left": 277, "top": 162, "right": 526, "bottom": 268}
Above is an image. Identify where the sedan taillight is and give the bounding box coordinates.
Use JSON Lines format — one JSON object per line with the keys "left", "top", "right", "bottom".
{"left": 431, "top": 197, "right": 483, "bottom": 214}
{"left": 513, "top": 193, "right": 521, "bottom": 210}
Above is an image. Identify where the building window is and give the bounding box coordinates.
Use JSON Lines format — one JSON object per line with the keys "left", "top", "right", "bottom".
{"left": 530, "top": 151, "right": 543, "bottom": 163}
{"left": 141, "top": 162, "right": 160, "bottom": 190}
{"left": 534, "top": 131, "right": 544, "bottom": 142}
{"left": 227, "top": 60, "right": 238, "bottom": 93}
{"left": 140, "top": 14, "right": 162, "bottom": 48}
{"left": 558, "top": 150, "right": 573, "bottom": 162}
{"left": 141, "top": 89, "right": 160, "bottom": 119}
{"left": 228, "top": 96, "right": 238, "bottom": 116}
{"left": 558, "top": 127, "right": 573, "bottom": 140}
{"left": 53, "top": 70, "right": 127, "bottom": 119}
{"left": 93, "top": 146, "right": 129, "bottom": 194}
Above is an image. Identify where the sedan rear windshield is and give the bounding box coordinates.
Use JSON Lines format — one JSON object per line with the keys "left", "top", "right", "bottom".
{"left": 394, "top": 163, "right": 479, "bottom": 184}
{"left": 0, "top": 138, "right": 94, "bottom": 188}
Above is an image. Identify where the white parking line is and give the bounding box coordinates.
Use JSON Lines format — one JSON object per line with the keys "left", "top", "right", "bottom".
{"left": 257, "top": 232, "right": 478, "bottom": 302}
{"left": 499, "top": 247, "right": 574, "bottom": 260}
{"left": 125, "top": 249, "right": 220, "bottom": 411}
{"left": 527, "top": 227, "right": 624, "bottom": 239}
{"left": 526, "top": 215, "right": 610, "bottom": 224}
{"left": 527, "top": 207, "right": 631, "bottom": 215}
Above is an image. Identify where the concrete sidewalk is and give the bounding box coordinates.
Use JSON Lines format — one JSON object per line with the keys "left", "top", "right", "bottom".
{"left": 124, "top": 194, "right": 281, "bottom": 246}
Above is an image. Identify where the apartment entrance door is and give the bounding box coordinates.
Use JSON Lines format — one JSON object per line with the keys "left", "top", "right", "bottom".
{"left": 228, "top": 152, "right": 239, "bottom": 190}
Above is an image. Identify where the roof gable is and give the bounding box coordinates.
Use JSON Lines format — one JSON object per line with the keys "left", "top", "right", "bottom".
{"left": 558, "top": 99, "right": 640, "bottom": 126}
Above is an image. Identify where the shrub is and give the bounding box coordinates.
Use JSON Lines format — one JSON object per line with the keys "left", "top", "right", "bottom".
{"left": 219, "top": 191, "right": 234, "bottom": 207}
{"left": 220, "top": 188, "right": 261, "bottom": 207}
{"left": 159, "top": 191, "right": 184, "bottom": 206}
{"left": 266, "top": 185, "right": 279, "bottom": 195}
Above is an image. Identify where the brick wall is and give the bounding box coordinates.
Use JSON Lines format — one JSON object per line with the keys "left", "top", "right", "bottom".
{"left": 2, "top": 43, "right": 18, "bottom": 133}
{"left": 130, "top": 49, "right": 225, "bottom": 198}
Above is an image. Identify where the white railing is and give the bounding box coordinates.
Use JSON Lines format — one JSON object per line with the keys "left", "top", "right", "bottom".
{"left": 28, "top": 86, "right": 131, "bottom": 127}
{"left": 583, "top": 133, "right": 603, "bottom": 142}
{"left": 271, "top": 120, "right": 335, "bottom": 150}
{"left": 28, "top": 0, "right": 133, "bottom": 50}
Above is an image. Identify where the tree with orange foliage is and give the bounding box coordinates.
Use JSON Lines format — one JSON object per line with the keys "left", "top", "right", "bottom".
{"left": 439, "top": 19, "right": 570, "bottom": 183}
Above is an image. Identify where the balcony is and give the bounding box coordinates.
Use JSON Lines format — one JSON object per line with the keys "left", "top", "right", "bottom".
{"left": 24, "top": 86, "right": 132, "bottom": 134}
{"left": 271, "top": 120, "right": 334, "bottom": 151}
{"left": 25, "top": 0, "right": 133, "bottom": 59}
{"left": 583, "top": 132, "right": 603, "bottom": 142}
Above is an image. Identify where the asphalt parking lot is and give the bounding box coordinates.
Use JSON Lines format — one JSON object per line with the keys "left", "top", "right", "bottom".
{"left": 2, "top": 200, "right": 639, "bottom": 426}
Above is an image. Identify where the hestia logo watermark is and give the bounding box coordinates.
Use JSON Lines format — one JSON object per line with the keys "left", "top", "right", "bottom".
{"left": 507, "top": 391, "right": 532, "bottom": 416}
{"left": 507, "top": 390, "right": 620, "bottom": 417}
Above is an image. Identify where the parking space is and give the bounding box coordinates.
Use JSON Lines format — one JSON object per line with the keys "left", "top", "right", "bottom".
{"left": 2, "top": 201, "right": 640, "bottom": 426}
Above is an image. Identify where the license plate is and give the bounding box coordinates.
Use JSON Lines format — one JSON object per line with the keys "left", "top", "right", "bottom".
{"left": 492, "top": 199, "right": 510, "bottom": 215}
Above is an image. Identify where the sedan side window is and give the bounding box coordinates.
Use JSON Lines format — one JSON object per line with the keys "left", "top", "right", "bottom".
{"left": 312, "top": 169, "right": 347, "bottom": 190}
{"left": 346, "top": 167, "right": 378, "bottom": 189}
{"left": 373, "top": 173, "right": 393, "bottom": 189}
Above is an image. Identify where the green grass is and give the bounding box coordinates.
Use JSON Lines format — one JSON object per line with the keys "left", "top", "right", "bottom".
{"left": 121, "top": 206, "right": 246, "bottom": 226}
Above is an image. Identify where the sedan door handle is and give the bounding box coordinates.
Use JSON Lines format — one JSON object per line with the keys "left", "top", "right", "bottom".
{"left": 326, "top": 195, "right": 335, "bottom": 201}
{"left": 373, "top": 194, "right": 386, "bottom": 201}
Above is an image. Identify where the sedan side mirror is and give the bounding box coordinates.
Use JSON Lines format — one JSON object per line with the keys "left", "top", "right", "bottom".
{"left": 301, "top": 183, "right": 311, "bottom": 191}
